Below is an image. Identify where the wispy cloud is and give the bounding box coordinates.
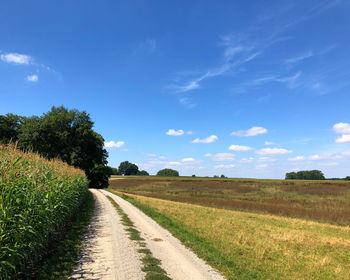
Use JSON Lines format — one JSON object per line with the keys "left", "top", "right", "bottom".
{"left": 214, "top": 164, "right": 235, "bottom": 169}
{"left": 26, "top": 74, "right": 38, "bottom": 82}
{"left": 255, "top": 148, "right": 292, "bottom": 155}
{"left": 139, "top": 38, "right": 157, "bottom": 53}
{"left": 205, "top": 153, "right": 235, "bottom": 162}
{"left": 179, "top": 97, "right": 196, "bottom": 108}
{"left": 285, "top": 51, "right": 314, "bottom": 64}
{"left": 231, "top": 126, "right": 267, "bottom": 137}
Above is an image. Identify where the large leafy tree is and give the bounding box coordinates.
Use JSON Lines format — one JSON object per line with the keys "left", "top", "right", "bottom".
{"left": 118, "top": 161, "right": 139, "bottom": 175}
{"left": 18, "top": 106, "right": 111, "bottom": 188}
{"left": 156, "top": 168, "right": 179, "bottom": 177}
{"left": 0, "top": 114, "right": 24, "bottom": 143}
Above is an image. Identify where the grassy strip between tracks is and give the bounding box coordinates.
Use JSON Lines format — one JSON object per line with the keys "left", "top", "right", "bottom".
{"left": 106, "top": 195, "right": 171, "bottom": 280}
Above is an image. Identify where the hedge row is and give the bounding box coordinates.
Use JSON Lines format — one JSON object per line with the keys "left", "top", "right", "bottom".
{"left": 0, "top": 144, "right": 89, "bottom": 279}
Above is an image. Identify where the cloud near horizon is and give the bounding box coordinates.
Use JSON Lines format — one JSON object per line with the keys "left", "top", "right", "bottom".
{"left": 229, "top": 144, "right": 252, "bottom": 151}
{"left": 255, "top": 148, "right": 292, "bottom": 155}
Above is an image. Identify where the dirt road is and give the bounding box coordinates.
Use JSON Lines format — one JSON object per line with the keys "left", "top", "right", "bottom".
{"left": 71, "top": 189, "right": 226, "bottom": 280}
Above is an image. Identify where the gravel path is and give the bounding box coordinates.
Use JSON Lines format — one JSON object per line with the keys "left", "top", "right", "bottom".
{"left": 70, "top": 189, "right": 144, "bottom": 280}
{"left": 101, "top": 190, "right": 226, "bottom": 280}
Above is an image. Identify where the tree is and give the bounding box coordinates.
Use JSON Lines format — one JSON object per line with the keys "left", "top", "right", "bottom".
{"left": 137, "top": 170, "right": 149, "bottom": 176}
{"left": 220, "top": 174, "right": 226, "bottom": 178}
{"left": 344, "top": 176, "right": 350, "bottom": 180}
{"left": 192, "top": 174, "right": 196, "bottom": 177}
{"left": 0, "top": 114, "right": 24, "bottom": 143}
{"left": 118, "top": 161, "right": 139, "bottom": 175}
{"left": 285, "top": 170, "right": 325, "bottom": 180}
{"left": 18, "top": 106, "right": 110, "bottom": 188}
{"left": 110, "top": 167, "right": 119, "bottom": 175}
{"left": 285, "top": 172, "right": 297, "bottom": 179}
{"left": 156, "top": 168, "right": 179, "bottom": 177}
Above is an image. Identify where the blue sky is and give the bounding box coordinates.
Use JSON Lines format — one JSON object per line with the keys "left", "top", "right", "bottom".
{"left": 1, "top": 0, "right": 350, "bottom": 178}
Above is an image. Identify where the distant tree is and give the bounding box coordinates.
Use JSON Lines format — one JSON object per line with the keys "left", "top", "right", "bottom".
{"left": 156, "top": 168, "right": 179, "bottom": 177}
{"left": 285, "top": 172, "right": 297, "bottom": 179}
{"left": 0, "top": 114, "right": 24, "bottom": 143}
{"left": 18, "top": 106, "right": 110, "bottom": 188}
{"left": 220, "top": 174, "right": 226, "bottom": 178}
{"left": 118, "top": 161, "right": 139, "bottom": 175}
{"left": 213, "top": 175, "right": 219, "bottom": 178}
{"left": 110, "top": 167, "right": 119, "bottom": 175}
{"left": 192, "top": 174, "right": 196, "bottom": 177}
{"left": 137, "top": 170, "right": 149, "bottom": 176}
{"left": 285, "top": 170, "right": 325, "bottom": 180}
{"left": 344, "top": 176, "right": 350, "bottom": 180}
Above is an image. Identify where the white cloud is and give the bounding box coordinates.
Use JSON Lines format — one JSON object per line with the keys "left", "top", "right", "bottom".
{"left": 144, "top": 153, "right": 157, "bottom": 157}
{"left": 288, "top": 156, "right": 305, "bottom": 161}
{"left": 26, "top": 75, "right": 38, "bottom": 82}
{"left": 308, "top": 153, "right": 342, "bottom": 160}
{"left": 336, "top": 134, "right": 350, "bottom": 143}
{"left": 179, "top": 97, "right": 196, "bottom": 108}
{"left": 341, "top": 152, "right": 350, "bottom": 157}
{"left": 209, "top": 153, "right": 235, "bottom": 162}
{"left": 255, "top": 164, "right": 268, "bottom": 169}
{"left": 182, "top": 157, "right": 195, "bottom": 163}
{"left": 231, "top": 126, "right": 267, "bottom": 137}
{"left": 167, "top": 161, "right": 182, "bottom": 166}
{"left": 285, "top": 51, "right": 314, "bottom": 64}
{"left": 264, "top": 141, "right": 276, "bottom": 146}
{"left": 258, "top": 157, "right": 277, "bottom": 162}
{"left": 333, "top": 123, "right": 350, "bottom": 134}
{"left": 318, "top": 162, "right": 339, "bottom": 166}
{"left": 214, "top": 164, "right": 235, "bottom": 169}
{"left": 192, "top": 135, "right": 218, "bottom": 144}
{"left": 186, "top": 130, "right": 194, "bottom": 135}
{"left": 1, "top": 53, "right": 31, "bottom": 64}
{"left": 229, "top": 144, "right": 252, "bottom": 151}
{"left": 166, "top": 129, "right": 184, "bottom": 136}
{"left": 255, "top": 148, "right": 292, "bottom": 155}
{"left": 104, "top": 140, "right": 125, "bottom": 148}
{"left": 239, "top": 157, "right": 255, "bottom": 163}
{"left": 204, "top": 153, "right": 212, "bottom": 157}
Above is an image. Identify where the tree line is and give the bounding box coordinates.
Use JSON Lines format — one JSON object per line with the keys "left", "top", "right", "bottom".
{"left": 0, "top": 107, "right": 111, "bottom": 188}
{"left": 285, "top": 170, "right": 325, "bottom": 180}
{"left": 112, "top": 161, "right": 180, "bottom": 177}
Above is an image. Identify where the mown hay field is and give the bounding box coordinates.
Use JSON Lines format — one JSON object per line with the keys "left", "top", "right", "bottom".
{"left": 109, "top": 177, "right": 350, "bottom": 225}
{"left": 0, "top": 143, "right": 89, "bottom": 279}
{"left": 125, "top": 194, "right": 350, "bottom": 280}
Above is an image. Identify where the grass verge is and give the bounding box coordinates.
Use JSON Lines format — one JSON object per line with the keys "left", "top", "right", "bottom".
{"left": 106, "top": 195, "right": 171, "bottom": 280}
{"left": 110, "top": 191, "right": 350, "bottom": 280}
{"left": 35, "top": 190, "right": 95, "bottom": 279}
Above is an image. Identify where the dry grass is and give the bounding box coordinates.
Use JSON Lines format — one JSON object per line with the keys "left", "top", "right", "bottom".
{"left": 109, "top": 177, "right": 350, "bottom": 225}
{"left": 129, "top": 194, "right": 350, "bottom": 280}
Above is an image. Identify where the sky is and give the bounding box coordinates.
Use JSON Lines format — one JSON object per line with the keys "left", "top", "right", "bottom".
{"left": 1, "top": 0, "right": 350, "bottom": 178}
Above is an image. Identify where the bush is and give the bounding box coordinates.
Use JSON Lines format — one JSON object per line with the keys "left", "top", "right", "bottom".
{"left": 0, "top": 144, "right": 89, "bottom": 279}
{"left": 137, "top": 170, "right": 149, "bottom": 176}
{"left": 156, "top": 168, "right": 179, "bottom": 177}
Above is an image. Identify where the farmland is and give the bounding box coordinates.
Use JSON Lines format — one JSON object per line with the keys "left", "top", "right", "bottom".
{"left": 0, "top": 143, "right": 89, "bottom": 279}
{"left": 109, "top": 176, "right": 350, "bottom": 279}
{"left": 109, "top": 176, "right": 350, "bottom": 225}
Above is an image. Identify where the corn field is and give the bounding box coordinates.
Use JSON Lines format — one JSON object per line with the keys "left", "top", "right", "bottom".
{"left": 0, "top": 143, "right": 89, "bottom": 279}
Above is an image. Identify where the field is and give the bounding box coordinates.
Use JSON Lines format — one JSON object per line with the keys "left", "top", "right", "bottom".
{"left": 0, "top": 143, "right": 89, "bottom": 279}
{"left": 109, "top": 176, "right": 350, "bottom": 279}
{"left": 109, "top": 176, "right": 350, "bottom": 225}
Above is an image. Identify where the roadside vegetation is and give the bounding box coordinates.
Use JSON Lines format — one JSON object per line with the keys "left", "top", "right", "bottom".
{"left": 109, "top": 177, "right": 350, "bottom": 225}
{"left": 112, "top": 192, "right": 350, "bottom": 280}
{"left": 0, "top": 143, "right": 89, "bottom": 279}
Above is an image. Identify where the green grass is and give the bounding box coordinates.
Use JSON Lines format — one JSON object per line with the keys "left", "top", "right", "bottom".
{"left": 35, "top": 191, "right": 95, "bottom": 279}
{"left": 106, "top": 195, "right": 171, "bottom": 280}
{"left": 111, "top": 191, "right": 350, "bottom": 280}
{"left": 112, "top": 192, "right": 261, "bottom": 280}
